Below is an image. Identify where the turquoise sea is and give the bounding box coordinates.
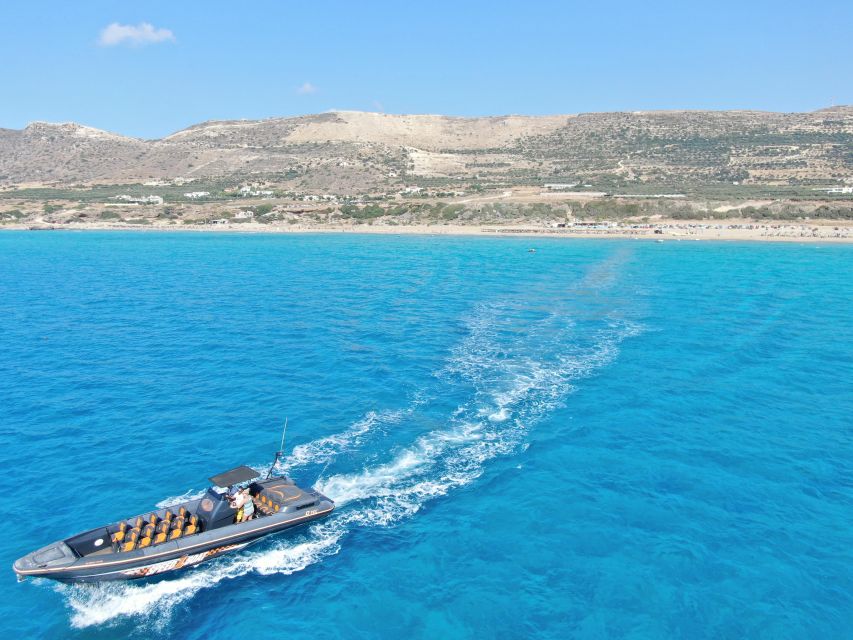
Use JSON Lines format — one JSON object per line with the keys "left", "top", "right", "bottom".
{"left": 0, "top": 232, "right": 851, "bottom": 639}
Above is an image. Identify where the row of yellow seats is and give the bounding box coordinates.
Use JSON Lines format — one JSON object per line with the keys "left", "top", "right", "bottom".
{"left": 112, "top": 507, "right": 193, "bottom": 540}
{"left": 112, "top": 513, "right": 200, "bottom": 552}
{"left": 128, "top": 506, "right": 193, "bottom": 531}
{"left": 255, "top": 494, "right": 281, "bottom": 515}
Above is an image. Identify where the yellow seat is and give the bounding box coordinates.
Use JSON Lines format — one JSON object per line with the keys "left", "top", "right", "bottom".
{"left": 184, "top": 515, "right": 199, "bottom": 535}
{"left": 168, "top": 515, "right": 185, "bottom": 539}
{"left": 138, "top": 536, "right": 152, "bottom": 549}
{"left": 163, "top": 510, "right": 174, "bottom": 523}
{"left": 122, "top": 531, "right": 138, "bottom": 552}
{"left": 153, "top": 522, "right": 169, "bottom": 544}
{"left": 148, "top": 513, "right": 159, "bottom": 525}
{"left": 111, "top": 522, "right": 128, "bottom": 545}
{"left": 178, "top": 506, "right": 189, "bottom": 518}
{"left": 259, "top": 495, "right": 272, "bottom": 514}
{"left": 274, "top": 504, "right": 280, "bottom": 512}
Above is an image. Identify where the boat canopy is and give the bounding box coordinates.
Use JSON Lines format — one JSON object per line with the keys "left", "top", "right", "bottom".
{"left": 209, "top": 466, "right": 260, "bottom": 488}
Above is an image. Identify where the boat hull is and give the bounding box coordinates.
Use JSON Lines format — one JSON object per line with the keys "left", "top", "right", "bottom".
{"left": 14, "top": 502, "right": 333, "bottom": 583}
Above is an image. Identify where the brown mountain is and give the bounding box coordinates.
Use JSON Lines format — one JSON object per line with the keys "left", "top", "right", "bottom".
{"left": 1, "top": 108, "right": 850, "bottom": 192}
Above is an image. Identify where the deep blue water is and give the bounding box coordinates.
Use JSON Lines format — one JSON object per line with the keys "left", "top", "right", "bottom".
{"left": 0, "top": 232, "right": 851, "bottom": 639}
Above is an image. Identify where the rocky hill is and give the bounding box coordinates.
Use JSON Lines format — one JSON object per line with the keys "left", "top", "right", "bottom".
{"left": 0, "top": 108, "right": 851, "bottom": 193}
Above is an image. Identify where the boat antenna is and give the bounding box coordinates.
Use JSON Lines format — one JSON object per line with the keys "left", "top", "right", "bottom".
{"left": 280, "top": 417, "right": 288, "bottom": 453}
{"left": 267, "top": 417, "right": 288, "bottom": 479}
{"left": 314, "top": 459, "right": 331, "bottom": 488}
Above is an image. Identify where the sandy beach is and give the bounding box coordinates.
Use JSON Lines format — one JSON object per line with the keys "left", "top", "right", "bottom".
{"left": 4, "top": 220, "right": 853, "bottom": 243}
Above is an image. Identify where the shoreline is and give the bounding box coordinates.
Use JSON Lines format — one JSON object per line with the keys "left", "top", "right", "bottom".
{"left": 2, "top": 221, "right": 852, "bottom": 243}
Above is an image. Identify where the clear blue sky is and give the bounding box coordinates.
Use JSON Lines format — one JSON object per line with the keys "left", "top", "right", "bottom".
{"left": 1, "top": 0, "right": 851, "bottom": 139}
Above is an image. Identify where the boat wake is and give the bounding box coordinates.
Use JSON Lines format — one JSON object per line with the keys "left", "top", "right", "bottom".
{"left": 288, "top": 404, "right": 420, "bottom": 470}
{"left": 58, "top": 253, "right": 642, "bottom": 629}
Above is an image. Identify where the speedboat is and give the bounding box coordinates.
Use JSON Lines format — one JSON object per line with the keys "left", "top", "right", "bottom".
{"left": 13, "top": 459, "right": 334, "bottom": 583}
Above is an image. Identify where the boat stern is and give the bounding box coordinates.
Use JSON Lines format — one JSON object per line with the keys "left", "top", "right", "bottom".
{"left": 13, "top": 541, "right": 77, "bottom": 581}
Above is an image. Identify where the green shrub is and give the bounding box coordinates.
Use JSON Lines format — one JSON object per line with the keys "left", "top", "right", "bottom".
{"left": 340, "top": 204, "right": 387, "bottom": 220}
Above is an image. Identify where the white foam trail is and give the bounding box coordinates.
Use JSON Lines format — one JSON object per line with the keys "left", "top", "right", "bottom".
{"left": 317, "top": 316, "right": 641, "bottom": 518}
{"left": 488, "top": 407, "right": 510, "bottom": 422}
{"left": 62, "top": 524, "right": 345, "bottom": 629}
{"left": 57, "top": 256, "right": 642, "bottom": 630}
{"left": 287, "top": 405, "right": 415, "bottom": 469}
{"left": 155, "top": 489, "right": 207, "bottom": 509}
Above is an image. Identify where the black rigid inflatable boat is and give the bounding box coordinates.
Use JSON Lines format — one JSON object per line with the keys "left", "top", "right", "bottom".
{"left": 13, "top": 463, "right": 334, "bottom": 583}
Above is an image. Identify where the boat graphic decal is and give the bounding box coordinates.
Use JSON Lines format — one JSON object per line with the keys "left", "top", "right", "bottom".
{"left": 122, "top": 544, "right": 248, "bottom": 578}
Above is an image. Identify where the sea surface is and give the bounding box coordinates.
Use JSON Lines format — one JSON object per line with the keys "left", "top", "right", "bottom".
{"left": 0, "top": 232, "right": 851, "bottom": 639}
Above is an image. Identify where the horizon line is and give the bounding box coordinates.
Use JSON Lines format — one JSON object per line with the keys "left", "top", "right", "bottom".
{"left": 6, "top": 104, "right": 851, "bottom": 141}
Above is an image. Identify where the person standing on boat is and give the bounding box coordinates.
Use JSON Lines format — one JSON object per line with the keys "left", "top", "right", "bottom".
{"left": 228, "top": 487, "right": 254, "bottom": 522}
{"left": 228, "top": 488, "right": 246, "bottom": 522}
{"left": 241, "top": 488, "right": 255, "bottom": 521}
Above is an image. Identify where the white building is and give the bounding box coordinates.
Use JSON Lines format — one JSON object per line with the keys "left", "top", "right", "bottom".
{"left": 238, "top": 186, "right": 275, "bottom": 197}
{"left": 571, "top": 221, "right": 618, "bottom": 229}
{"left": 543, "top": 183, "right": 579, "bottom": 191}
{"left": 114, "top": 195, "right": 164, "bottom": 205}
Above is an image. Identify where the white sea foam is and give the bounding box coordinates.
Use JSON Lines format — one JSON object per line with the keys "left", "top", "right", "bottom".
{"left": 286, "top": 405, "right": 415, "bottom": 469}
{"left": 155, "top": 489, "right": 207, "bottom": 509}
{"left": 316, "top": 314, "right": 641, "bottom": 522}
{"left": 58, "top": 258, "right": 642, "bottom": 630}
{"left": 62, "top": 525, "right": 345, "bottom": 628}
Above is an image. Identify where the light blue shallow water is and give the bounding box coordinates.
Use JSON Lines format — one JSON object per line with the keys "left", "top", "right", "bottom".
{"left": 0, "top": 232, "right": 851, "bottom": 639}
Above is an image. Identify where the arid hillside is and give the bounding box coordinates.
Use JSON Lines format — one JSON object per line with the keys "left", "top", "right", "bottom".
{"left": 0, "top": 108, "right": 851, "bottom": 193}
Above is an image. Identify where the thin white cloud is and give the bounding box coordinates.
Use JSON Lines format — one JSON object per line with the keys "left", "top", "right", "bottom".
{"left": 99, "top": 22, "right": 175, "bottom": 47}
{"left": 296, "top": 82, "right": 318, "bottom": 95}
